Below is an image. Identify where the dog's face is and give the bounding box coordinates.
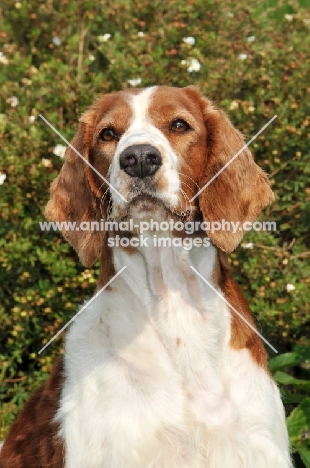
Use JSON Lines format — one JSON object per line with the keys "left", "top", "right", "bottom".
{"left": 106, "top": 87, "right": 207, "bottom": 222}
{"left": 46, "top": 86, "right": 274, "bottom": 266}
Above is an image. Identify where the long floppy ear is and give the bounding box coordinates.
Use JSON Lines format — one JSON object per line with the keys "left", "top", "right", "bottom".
{"left": 194, "top": 91, "right": 274, "bottom": 253}
{"left": 45, "top": 109, "right": 109, "bottom": 267}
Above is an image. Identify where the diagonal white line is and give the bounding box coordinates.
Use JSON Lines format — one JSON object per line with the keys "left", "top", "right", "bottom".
{"left": 190, "top": 115, "right": 277, "bottom": 202}
{"left": 38, "top": 266, "right": 127, "bottom": 354}
{"left": 190, "top": 266, "right": 278, "bottom": 354}
{"left": 39, "top": 114, "right": 127, "bottom": 203}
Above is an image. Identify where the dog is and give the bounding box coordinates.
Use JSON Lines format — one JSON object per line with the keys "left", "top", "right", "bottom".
{"left": 0, "top": 86, "right": 292, "bottom": 467}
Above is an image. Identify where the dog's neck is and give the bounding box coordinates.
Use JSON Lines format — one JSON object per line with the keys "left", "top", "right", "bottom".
{"left": 99, "top": 224, "right": 221, "bottom": 294}
{"left": 97, "top": 229, "right": 267, "bottom": 369}
{"left": 97, "top": 232, "right": 231, "bottom": 382}
{"left": 117, "top": 234, "right": 217, "bottom": 296}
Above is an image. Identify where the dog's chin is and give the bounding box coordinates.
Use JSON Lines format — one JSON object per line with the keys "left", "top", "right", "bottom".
{"left": 128, "top": 196, "right": 173, "bottom": 224}
{"left": 110, "top": 194, "right": 193, "bottom": 224}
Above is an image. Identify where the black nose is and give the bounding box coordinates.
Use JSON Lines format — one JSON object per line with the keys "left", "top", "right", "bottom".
{"left": 119, "top": 144, "right": 162, "bottom": 178}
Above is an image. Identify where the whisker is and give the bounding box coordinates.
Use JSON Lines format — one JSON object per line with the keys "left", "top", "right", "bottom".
{"left": 179, "top": 179, "right": 196, "bottom": 196}
{"left": 178, "top": 172, "right": 201, "bottom": 191}
{"left": 173, "top": 188, "right": 195, "bottom": 220}
{"left": 95, "top": 160, "right": 113, "bottom": 198}
{"left": 99, "top": 187, "right": 110, "bottom": 219}
{"left": 180, "top": 188, "right": 190, "bottom": 203}
{"left": 180, "top": 189, "right": 189, "bottom": 213}
{"left": 95, "top": 179, "right": 108, "bottom": 199}
{"left": 107, "top": 197, "right": 113, "bottom": 218}
{"left": 94, "top": 167, "right": 113, "bottom": 219}
{"left": 100, "top": 187, "right": 110, "bottom": 204}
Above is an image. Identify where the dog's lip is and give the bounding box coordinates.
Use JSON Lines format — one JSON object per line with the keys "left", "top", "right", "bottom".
{"left": 124, "top": 193, "right": 192, "bottom": 220}
{"left": 126, "top": 192, "right": 168, "bottom": 207}
{"left": 118, "top": 191, "right": 174, "bottom": 217}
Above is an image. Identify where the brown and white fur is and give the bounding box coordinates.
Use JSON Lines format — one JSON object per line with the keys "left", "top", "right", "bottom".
{"left": 0, "top": 86, "right": 292, "bottom": 468}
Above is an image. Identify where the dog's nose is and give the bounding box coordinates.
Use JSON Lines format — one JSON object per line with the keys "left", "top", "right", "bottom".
{"left": 119, "top": 144, "right": 162, "bottom": 178}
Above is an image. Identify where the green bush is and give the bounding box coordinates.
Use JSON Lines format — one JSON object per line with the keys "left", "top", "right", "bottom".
{"left": 269, "top": 345, "right": 310, "bottom": 466}
{"left": 0, "top": 0, "right": 309, "bottom": 464}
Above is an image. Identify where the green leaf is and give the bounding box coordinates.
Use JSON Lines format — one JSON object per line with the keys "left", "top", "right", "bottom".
{"left": 287, "top": 397, "right": 310, "bottom": 444}
{"left": 282, "top": 392, "right": 307, "bottom": 405}
{"left": 274, "top": 371, "right": 310, "bottom": 389}
{"left": 298, "top": 448, "right": 310, "bottom": 468}
{"left": 269, "top": 352, "right": 302, "bottom": 373}
{"left": 293, "top": 345, "right": 310, "bottom": 363}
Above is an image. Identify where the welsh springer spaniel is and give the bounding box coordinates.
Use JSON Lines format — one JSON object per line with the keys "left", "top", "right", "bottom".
{"left": 0, "top": 86, "right": 293, "bottom": 468}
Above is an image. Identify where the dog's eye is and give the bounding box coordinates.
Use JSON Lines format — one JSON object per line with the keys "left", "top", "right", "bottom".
{"left": 99, "top": 128, "right": 116, "bottom": 141}
{"left": 171, "top": 119, "right": 190, "bottom": 134}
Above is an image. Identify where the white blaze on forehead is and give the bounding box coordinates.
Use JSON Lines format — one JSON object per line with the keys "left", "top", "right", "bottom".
{"left": 116, "top": 86, "right": 175, "bottom": 153}
{"left": 110, "top": 86, "right": 181, "bottom": 209}
{"left": 128, "top": 86, "right": 158, "bottom": 131}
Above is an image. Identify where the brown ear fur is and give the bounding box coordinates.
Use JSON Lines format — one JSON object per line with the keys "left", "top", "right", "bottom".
{"left": 192, "top": 90, "right": 274, "bottom": 253}
{"left": 45, "top": 110, "right": 108, "bottom": 267}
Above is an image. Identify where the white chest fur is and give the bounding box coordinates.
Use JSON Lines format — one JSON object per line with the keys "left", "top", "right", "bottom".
{"left": 57, "top": 243, "right": 292, "bottom": 468}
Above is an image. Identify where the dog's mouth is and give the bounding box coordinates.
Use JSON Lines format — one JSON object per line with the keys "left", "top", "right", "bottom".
{"left": 109, "top": 191, "right": 193, "bottom": 224}
{"left": 130, "top": 193, "right": 191, "bottom": 219}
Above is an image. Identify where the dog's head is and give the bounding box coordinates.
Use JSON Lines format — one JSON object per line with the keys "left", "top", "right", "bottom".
{"left": 46, "top": 86, "right": 274, "bottom": 266}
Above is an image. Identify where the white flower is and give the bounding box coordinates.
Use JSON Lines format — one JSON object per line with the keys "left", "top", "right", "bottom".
{"left": 127, "top": 77, "right": 142, "bottom": 87}
{"left": 286, "top": 283, "right": 295, "bottom": 292}
{"left": 285, "top": 14, "right": 293, "bottom": 21}
{"left": 241, "top": 242, "right": 254, "bottom": 249}
{"left": 98, "top": 34, "right": 111, "bottom": 42}
{"left": 42, "top": 158, "right": 52, "bottom": 167}
{"left": 186, "top": 58, "right": 201, "bottom": 73}
{"left": 6, "top": 96, "right": 19, "bottom": 107}
{"left": 239, "top": 54, "right": 248, "bottom": 60}
{"left": 0, "top": 172, "right": 6, "bottom": 185}
{"left": 247, "top": 36, "right": 255, "bottom": 42}
{"left": 229, "top": 100, "right": 239, "bottom": 110}
{"left": 52, "top": 36, "right": 61, "bottom": 46}
{"left": 182, "top": 37, "right": 195, "bottom": 45}
{"left": 22, "top": 78, "right": 32, "bottom": 86}
{"left": 88, "top": 54, "right": 95, "bottom": 61}
{"left": 137, "top": 31, "right": 145, "bottom": 37}
{"left": 53, "top": 144, "right": 67, "bottom": 158}
{"left": 29, "top": 115, "right": 36, "bottom": 123}
{"left": 15, "top": 2, "right": 21, "bottom": 8}
{"left": 227, "top": 12, "right": 234, "bottom": 18}
{"left": 0, "top": 52, "right": 9, "bottom": 65}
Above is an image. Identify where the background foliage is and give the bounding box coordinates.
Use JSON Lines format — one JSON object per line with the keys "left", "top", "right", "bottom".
{"left": 0, "top": 0, "right": 309, "bottom": 465}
